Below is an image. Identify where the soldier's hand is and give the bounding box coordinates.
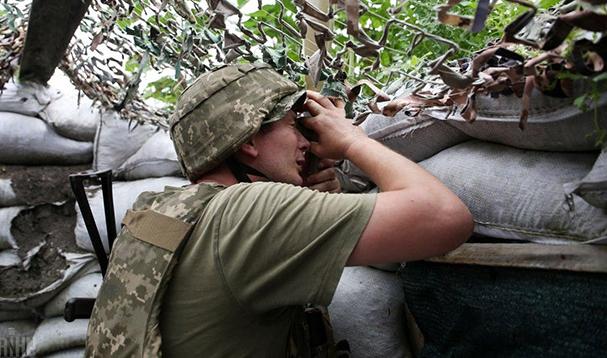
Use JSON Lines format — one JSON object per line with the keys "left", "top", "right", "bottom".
{"left": 302, "top": 91, "right": 366, "bottom": 160}
{"left": 304, "top": 159, "right": 341, "bottom": 193}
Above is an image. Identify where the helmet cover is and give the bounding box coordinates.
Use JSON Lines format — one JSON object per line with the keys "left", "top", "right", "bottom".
{"left": 170, "top": 63, "right": 305, "bottom": 181}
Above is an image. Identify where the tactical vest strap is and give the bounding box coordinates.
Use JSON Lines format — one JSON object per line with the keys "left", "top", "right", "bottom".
{"left": 122, "top": 210, "right": 193, "bottom": 252}
{"left": 87, "top": 210, "right": 198, "bottom": 357}
{"left": 287, "top": 305, "right": 349, "bottom": 358}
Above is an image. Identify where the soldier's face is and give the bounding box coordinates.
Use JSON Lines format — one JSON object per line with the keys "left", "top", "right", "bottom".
{"left": 250, "top": 111, "right": 310, "bottom": 185}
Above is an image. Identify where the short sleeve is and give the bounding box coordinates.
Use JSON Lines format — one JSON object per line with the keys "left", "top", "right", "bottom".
{"left": 207, "top": 182, "right": 376, "bottom": 314}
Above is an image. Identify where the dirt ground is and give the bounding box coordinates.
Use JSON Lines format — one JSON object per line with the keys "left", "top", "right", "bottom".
{"left": 0, "top": 201, "right": 86, "bottom": 298}
{"left": 0, "top": 165, "right": 89, "bottom": 299}
{"left": 0, "top": 164, "right": 89, "bottom": 206}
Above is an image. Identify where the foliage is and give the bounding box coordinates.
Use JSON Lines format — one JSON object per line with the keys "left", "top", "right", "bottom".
{"left": 560, "top": 71, "right": 607, "bottom": 147}
{"left": 98, "top": 0, "right": 563, "bottom": 107}
{"left": 237, "top": 0, "right": 562, "bottom": 87}
{"left": 2, "top": 0, "right": 571, "bottom": 117}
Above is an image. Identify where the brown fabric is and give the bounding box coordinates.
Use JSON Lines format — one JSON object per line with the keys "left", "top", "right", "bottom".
{"left": 122, "top": 209, "right": 193, "bottom": 252}
{"left": 427, "top": 243, "right": 607, "bottom": 273}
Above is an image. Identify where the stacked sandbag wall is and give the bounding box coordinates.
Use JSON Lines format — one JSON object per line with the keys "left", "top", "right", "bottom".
{"left": 342, "top": 88, "right": 607, "bottom": 244}
{"left": 340, "top": 87, "right": 607, "bottom": 355}
{"left": 0, "top": 71, "right": 191, "bottom": 357}
{"left": 0, "top": 72, "right": 101, "bottom": 357}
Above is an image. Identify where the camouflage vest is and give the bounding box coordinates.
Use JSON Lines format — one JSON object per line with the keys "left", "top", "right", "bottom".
{"left": 85, "top": 183, "right": 223, "bottom": 357}
{"left": 85, "top": 183, "right": 348, "bottom": 357}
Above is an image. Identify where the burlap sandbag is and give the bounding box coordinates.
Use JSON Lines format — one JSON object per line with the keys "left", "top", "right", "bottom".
{"left": 0, "top": 112, "right": 93, "bottom": 165}
{"left": 74, "top": 177, "right": 190, "bottom": 252}
{"left": 0, "top": 249, "right": 21, "bottom": 268}
{"left": 42, "top": 347, "right": 86, "bottom": 358}
{"left": 92, "top": 112, "right": 157, "bottom": 172}
{"left": 114, "top": 130, "right": 181, "bottom": 180}
{"left": 40, "top": 71, "right": 101, "bottom": 142}
{"left": 564, "top": 147, "right": 607, "bottom": 209}
{"left": 25, "top": 317, "right": 88, "bottom": 357}
{"left": 420, "top": 140, "right": 607, "bottom": 243}
{"left": 0, "top": 319, "right": 38, "bottom": 356}
{"left": 428, "top": 89, "right": 607, "bottom": 151}
{"left": 0, "top": 178, "right": 18, "bottom": 207}
{"left": 340, "top": 112, "right": 469, "bottom": 190}
{"left": 0, "top": 253, "right": 97, "bottom": 311}
{"left": 329, "top": 266, "right": 410, "bottom": 358}
{"left": 0, "top": 164, "right": 89, "bottom": 208}
{"left": 0, "top": 80, "right": 59, "bottom": 117}
{"left": 361, "top": 112, "right": 470, "bottom": 161}
{"left": 0, "top": 206, "right": 25, "bottom": 250}
{"left": 0, "top": 308, "right": 36, "bottom": 323}
{"left": 43, "top": 272, "right": 102, "bottom": 318}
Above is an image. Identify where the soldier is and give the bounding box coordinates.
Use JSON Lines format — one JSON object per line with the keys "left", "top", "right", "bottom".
{"left": 86, "top": 63, "right": 473, "bottom": 357}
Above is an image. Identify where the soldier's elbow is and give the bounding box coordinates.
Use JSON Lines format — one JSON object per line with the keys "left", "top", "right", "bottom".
{"left": 440, "top": 200, "right": 474, "bottom": 252}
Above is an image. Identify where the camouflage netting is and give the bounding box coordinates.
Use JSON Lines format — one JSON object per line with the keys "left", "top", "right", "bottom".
{"left": 0, "top": 0, "right": 606, "bottom": 131}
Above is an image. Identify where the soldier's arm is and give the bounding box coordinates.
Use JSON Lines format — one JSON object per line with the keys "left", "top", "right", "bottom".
{"left": 303, "top": 91, "right": 473, "bottom": 265}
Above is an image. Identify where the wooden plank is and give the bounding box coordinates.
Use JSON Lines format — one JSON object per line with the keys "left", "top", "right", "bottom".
{"left": 426, "top": 243, "right": 607, "bottom": 273}
{"left": 19, "top": 0, "right": 92, "bottom": 84}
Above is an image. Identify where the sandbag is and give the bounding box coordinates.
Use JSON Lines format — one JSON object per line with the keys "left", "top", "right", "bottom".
{"left": 340, "top": 112, "right": 470, "bottom": 189}
{"left": 39, "top": 72, "right": 101, "bottom": 142}
{"left": 0, "top": 178, "right": 17, "bottom": 207}
{"left": 0, "top": 164, "right": 89, "bottom": 208}
{"left": 115, "top": 130, "right": 182, "bottom": 180}
{"left": 329, "top": 266, "right": 410, "bottom": 358}
{"left": 0, "top": 253, "right": 97, "bottom": 311}
{"left": 0, "top": 80, "right": 59, "bottom": 116}
{"left": 0, "top": 206, "right": 25, "bottom": 250}
{"left": 43, "top": 347, "right": 86, "bottom": 358}
{"left": 25, "top": 317, "right": 88, "bottom": 357}
{"left": 428, "top": 89, "right": 607, "bottom": 151}
{"left": 420, "top": 140, "right": 607, "bottom": 244}
{"left": 43, "top": 272, "right": 102, "bottom": 318}
{"left": 0, "top": 319, "right": 37, "bottom": 356}
{"left": 92, "top": 112, "right": 158, "bottom": 171}
{"left": 564, "top": 147, "right": 607, "bottom": 209}
{"left": 361, "top": 112, "right": 470, "bottom": 161}
{"left": 1, "top": 201, "right": 100, "bottom": 311}
{"left": 0, "top": 112, "right": 93, "bottom": 165}
{"left": 0, "top": 308, "right": 36, "bottom": 323}
{"left": 0, "top": 249, "right": 21, "bottom": 268}
{"left": 75, "top": 177, "right": 190, "bottom": 252}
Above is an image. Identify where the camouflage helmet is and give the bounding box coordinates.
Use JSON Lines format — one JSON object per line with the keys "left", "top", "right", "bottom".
{"left": 170, "top": 63, "right": 306, "bottom": 181}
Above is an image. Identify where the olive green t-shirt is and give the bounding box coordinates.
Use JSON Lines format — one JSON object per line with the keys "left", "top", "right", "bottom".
{"left": 160, "top": 181, "right": 376, "bottom": 357}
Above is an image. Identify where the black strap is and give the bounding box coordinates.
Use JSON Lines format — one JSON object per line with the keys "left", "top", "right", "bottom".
{"left": 225, "top": 157, "right": 267, "bottom": 183}
{"left": 69, "top": 169, "right": 116, "bottom": 277}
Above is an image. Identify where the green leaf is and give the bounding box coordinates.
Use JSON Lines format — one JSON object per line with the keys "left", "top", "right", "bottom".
{"left": 116, "top": 18, "right": 133, "bottom": 30}
{"left": 320, "top": 78, "right": 348, "bottom": 100}
{"left": 574, "top": 95, "right": 589, "bottom": 111}
{"left": 539, "top": 0, "right": 561, "bottom": 9}
{"left": 380, "top": 51, "right": 391, "bottom": 66}
{"left": 242, "top": 18, "right": 257, "bottom": 28}
{"left": 247, "top": 10, "right": 266, "bottom": 18}
{"left": 143, "top": 76, "right": 180, "bottom": 104}
{"left": 133, "top": 3, "right": 143, "bottom": 17}
{"left": 592, "top": 72, "right": 607, "bottom": 83}
{"left": 124, "top": 56, "right": 141, "bottom": 73}
{"left": 282, "top": 0, "right": 297, "bottom": 12}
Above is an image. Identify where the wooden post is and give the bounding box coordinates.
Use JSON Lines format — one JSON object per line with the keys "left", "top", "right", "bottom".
{"left": 19, "top": 0, "right": 92, "bottom": 84}
{"left": 304, "top": 0, "right": 331, "bottom": 91}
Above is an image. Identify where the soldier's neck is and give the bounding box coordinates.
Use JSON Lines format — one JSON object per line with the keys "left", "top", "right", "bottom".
{"left": 194, "top": 163, "right": 240, "bottom": 187}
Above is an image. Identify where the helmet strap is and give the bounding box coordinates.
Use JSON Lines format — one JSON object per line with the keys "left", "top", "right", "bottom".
{"left": 225, "top": 157, "right": 267, "bottom": 183}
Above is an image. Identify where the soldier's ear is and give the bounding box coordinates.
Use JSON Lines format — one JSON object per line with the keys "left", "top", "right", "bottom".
{"left": 238, "top": 141, "right": 258, "bottom": 159}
